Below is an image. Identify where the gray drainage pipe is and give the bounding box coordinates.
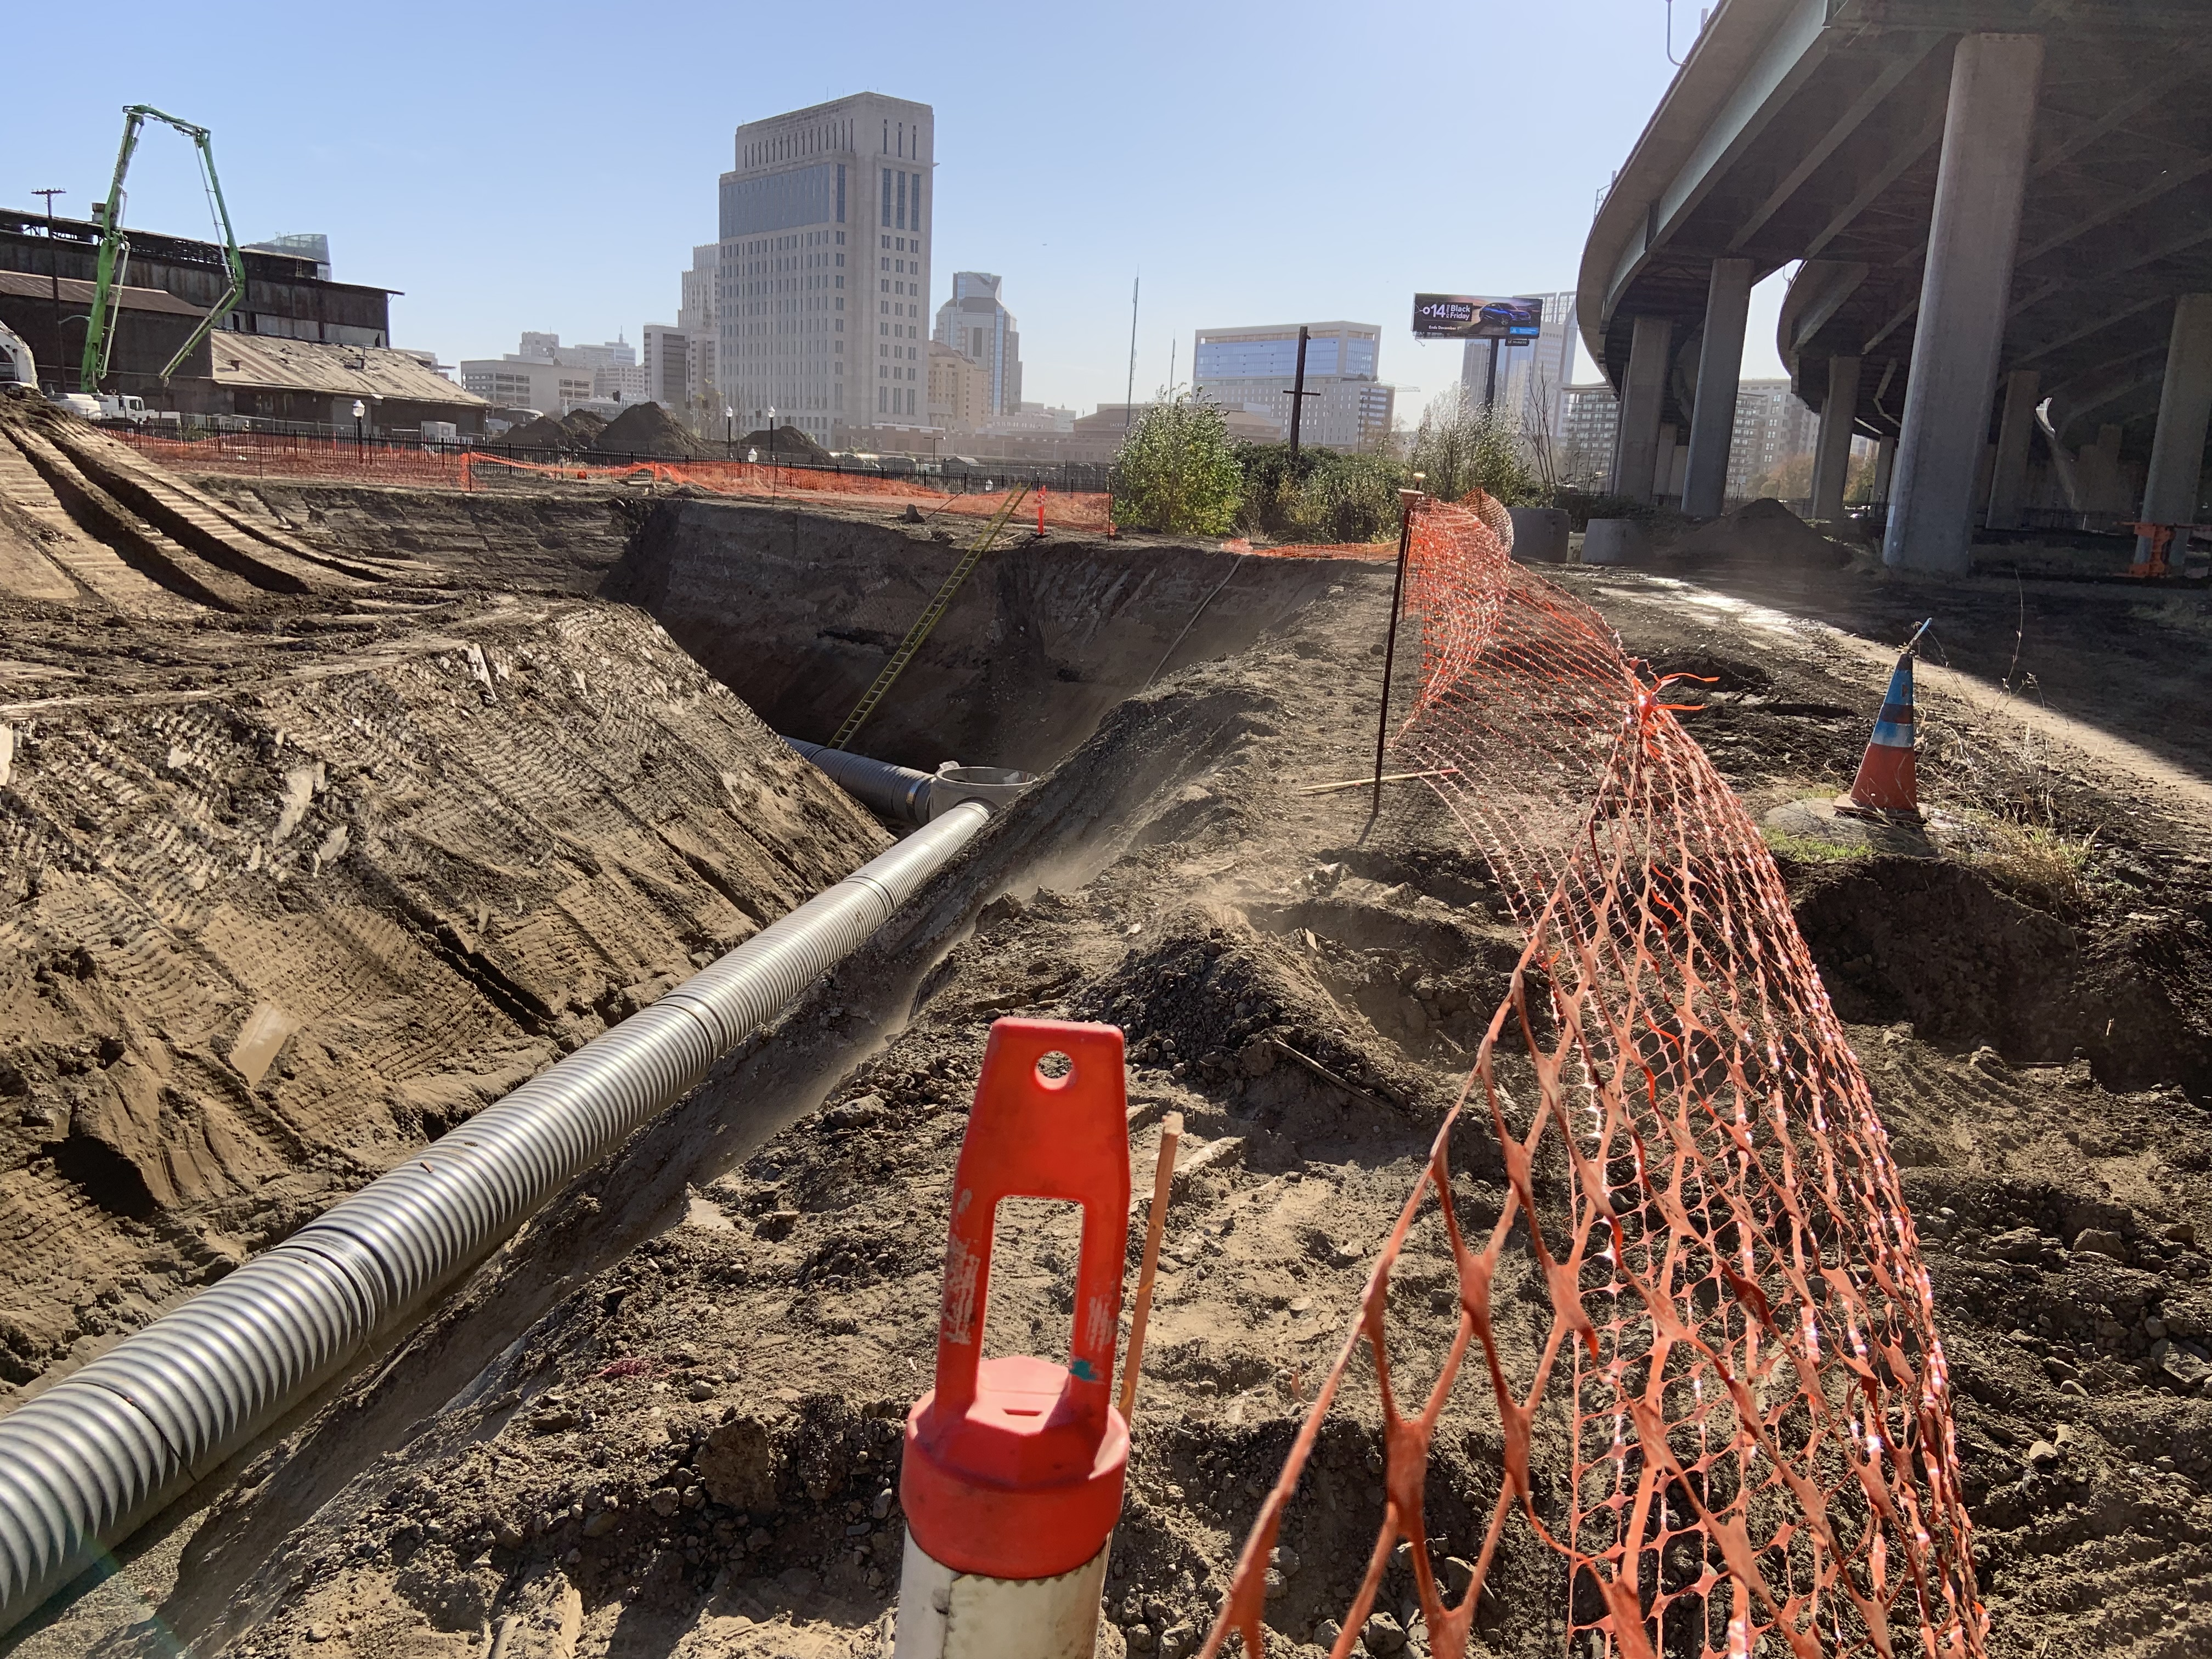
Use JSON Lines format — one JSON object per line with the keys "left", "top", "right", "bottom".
{"left": 0, "top": 802, "right": 991, "bottom": 1636}
{"left": 783, "top": 736, "right": 937, "bottom": 825}
{"left": 784, "top": 738, "right": 1037, "bottom": 826}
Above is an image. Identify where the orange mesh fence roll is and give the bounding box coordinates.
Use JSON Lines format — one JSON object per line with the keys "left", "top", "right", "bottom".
{"left": 1203, "top": 499, "right": 1980, "bottom": 1659}
{"left": 111, "top": 430, "right": 1111, "bottom": 530}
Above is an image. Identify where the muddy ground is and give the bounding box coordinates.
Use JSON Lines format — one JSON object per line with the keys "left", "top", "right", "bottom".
{"left": 5, "top": 469, "right": 2211, "bottom": 1659}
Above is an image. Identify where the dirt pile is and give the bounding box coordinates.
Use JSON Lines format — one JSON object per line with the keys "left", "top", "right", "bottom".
{"left": 735, "top": 425, "right": 833, "bottom": 466}
{"left": 593, "top": 403, "right": 716, "bottom": 460}
{"left": 498, "top": 410, "right": 610, "bottom": 453}
{"left": 1666, "top": 495, "right": 1854, "bottom": 567}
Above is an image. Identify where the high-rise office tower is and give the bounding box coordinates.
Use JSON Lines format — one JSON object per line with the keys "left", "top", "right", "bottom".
{"left": 933, "top": 273, "right": 1022, "bottom": 417}
{"left": 718, "top": 93, "right": 933, "bottom": 446}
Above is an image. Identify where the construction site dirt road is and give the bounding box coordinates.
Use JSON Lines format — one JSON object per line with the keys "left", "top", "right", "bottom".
{"left": 2, "top": 409, "right": 2208, "bottom": 1659}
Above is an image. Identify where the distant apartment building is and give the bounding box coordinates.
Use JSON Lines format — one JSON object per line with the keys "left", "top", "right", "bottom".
{"left": 1192, "top": 321, "right": 1392, "bottom": 450}
{"left": 1559, "top": 384, "right": 1620, "bottom": 486}
{"left": 642, "top": 324, "right": 690, "bottom": 409}
{"left": 462, "top": 334, "right": 644, "bottom": 413}
{"left": 640, "top": 246, "right": 726, "bottom": 436}
{"left": 679, "top": 242, "right": 719, "bottom": 425}
{"left": 1726, "top": 380, "right": 1822, "bottom": 499}
{"left": 1461, "top": 289, "right": 1577, "bottom": 444}
{"left": 927, "top": 341, "right": 992, "bottom": 432}
{"left": 932, "top": 272, "right": 1022, "bottom": 417}
{"left": 718, "top": 93, "right": 932, "bottom": 448}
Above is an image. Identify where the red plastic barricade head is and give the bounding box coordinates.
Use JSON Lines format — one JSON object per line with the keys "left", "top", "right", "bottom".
{"left": 900, "top": 1019, "right": 1131, "bottom": 1580}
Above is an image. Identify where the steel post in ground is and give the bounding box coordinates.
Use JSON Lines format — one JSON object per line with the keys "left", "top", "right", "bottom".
{"left": 1373, "top": 489, "right": 1423, "bottom": 817}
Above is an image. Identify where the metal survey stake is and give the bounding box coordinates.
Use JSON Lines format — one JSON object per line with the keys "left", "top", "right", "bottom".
{"left": 1372, "top": 484, "right": 1424, "bottom": 816}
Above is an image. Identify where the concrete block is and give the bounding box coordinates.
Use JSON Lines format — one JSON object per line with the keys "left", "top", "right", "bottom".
{"left": 1506, "top": 507, "right": 1571, "bottom": 564}
{"left": 1580, "top": 519, "right": 1651, "bottom": 566}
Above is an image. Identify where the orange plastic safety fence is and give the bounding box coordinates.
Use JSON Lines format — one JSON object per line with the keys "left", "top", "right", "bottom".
{"left": 109, "top": 431, "right": 1111, "bottom": 530}
{"left": 1203, "top": 498, "right": 1980, "bottom": 1659}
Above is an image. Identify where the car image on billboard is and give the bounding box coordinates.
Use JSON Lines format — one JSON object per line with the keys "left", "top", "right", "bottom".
{"left": 1412, "top": 294, "right": 1544, "bottom": 340}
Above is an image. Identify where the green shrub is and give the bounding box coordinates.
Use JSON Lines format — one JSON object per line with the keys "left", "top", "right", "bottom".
{"left": 1111, "top": 394, "right": 1243, "bottom": 535}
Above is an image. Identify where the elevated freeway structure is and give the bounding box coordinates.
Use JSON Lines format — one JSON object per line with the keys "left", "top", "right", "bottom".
{"left": 1578, "top": 0, "right": 2212, "bottom": 574}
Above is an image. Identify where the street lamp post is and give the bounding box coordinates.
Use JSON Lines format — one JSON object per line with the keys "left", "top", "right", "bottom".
{"left": 353, "top": 399, "right": 366, "bottom": 454}
{"left": 725, "top": 405, "right": 734, "bottom": 458}
{"left": 766, "top": 406, "right": 777, "bottom": 465}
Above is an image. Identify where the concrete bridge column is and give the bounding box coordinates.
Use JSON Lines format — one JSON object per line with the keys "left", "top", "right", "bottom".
{"left": 2140, "top": 294, "right": 2212, "bottom": 562}
{"left": 1653, "top": 423, "right": 1680, "bottom": 501}
{"left": 1682, "top": 258, "right": 1754, "bottom": 517}
{"left": 1985, "top": 368, "right": 2042, "bottom": 529}
{"left": 1809, "top": 354, "right": 1863, "bottom": 521}
{"left": 1873, "top": 435, "right": 1895, "bottom": 504}
{"left": 1612, "top": 314, "right": 1674, "bottom": 504}
{"left": 1882, "top": 33, "right": 2045, "bottom": 574}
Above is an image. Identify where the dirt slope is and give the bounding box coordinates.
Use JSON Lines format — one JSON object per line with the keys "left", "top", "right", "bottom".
{"left": 0, "top": 448, "right": 893, "bottom": 1399}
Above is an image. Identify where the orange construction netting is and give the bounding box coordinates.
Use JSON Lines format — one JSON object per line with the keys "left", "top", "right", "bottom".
{"left": 1206, "top": 498, "right": 1980, "bottom": 1659}
{"left": 110, "top": 431, "right": 1113, "bottom": 532}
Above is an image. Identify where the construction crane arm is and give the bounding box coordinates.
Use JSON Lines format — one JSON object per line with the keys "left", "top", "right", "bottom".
{"left": 80, "top": 105, "right": 250, "bottom": 392}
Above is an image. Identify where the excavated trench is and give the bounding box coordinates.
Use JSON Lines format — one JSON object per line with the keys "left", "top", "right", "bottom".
{"left": 2, "top": 490, "right": 1387, "bottom": 1655}
{"left": 610, "top": 499, "right": 1351, "bottom": 774}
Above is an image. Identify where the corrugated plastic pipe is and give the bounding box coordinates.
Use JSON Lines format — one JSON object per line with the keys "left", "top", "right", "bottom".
{"left": 782, "top": 736, "right": 937, "bottom": 825}
{"left": 0, "top": 802, "right": 991, "bottom": 1637}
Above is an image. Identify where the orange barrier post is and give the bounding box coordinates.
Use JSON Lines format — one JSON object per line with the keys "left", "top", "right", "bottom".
{"left": 896, "top": 1019, "right": 1131, "bottom": 1658}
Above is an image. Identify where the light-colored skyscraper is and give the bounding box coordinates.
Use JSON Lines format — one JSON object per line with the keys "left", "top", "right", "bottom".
{"left": 933, "top": 273, "right": 1022, "bottom": 417}
{"left": 718, "top": 93, "right": 933, "bottom": 447}
{"left": 1192, "top": 321, "right": 1392, "bottom": 450}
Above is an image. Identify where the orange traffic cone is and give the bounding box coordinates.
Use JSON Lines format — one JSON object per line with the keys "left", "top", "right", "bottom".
{"left": 1836, "top": 620, "right": 1931, "bottom": 819}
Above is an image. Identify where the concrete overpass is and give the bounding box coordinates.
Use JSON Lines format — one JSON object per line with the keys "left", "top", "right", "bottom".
{"left": 1577, "top": 0, "right": 2212, "bottom": 573}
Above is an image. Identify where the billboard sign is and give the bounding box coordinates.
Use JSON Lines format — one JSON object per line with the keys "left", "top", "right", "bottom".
{"left": 1412, "top": 294, "right": 1544, "bottom": 341}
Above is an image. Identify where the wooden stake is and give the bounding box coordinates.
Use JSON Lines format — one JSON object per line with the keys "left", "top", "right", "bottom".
{"left": 1117, "top": 1111, "right": 1182, "bottom": 1424}
{"left": 1293, "top": 768, "right": 1457, "bottom": 797}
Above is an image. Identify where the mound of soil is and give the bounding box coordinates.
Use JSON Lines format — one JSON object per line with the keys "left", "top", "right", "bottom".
{"left": 0, "top": 477, "right": 893, "bottom": 1391}
{"left": 1668, "top": 496, "right": 1853, "bottom": 568}
{"left": 735, "top": 425, "right": 833, "bottom": 466}
{"left": 493, "top": 414, "right": 570, "bottom": 451}
{"left": 592, "top": 403, "right": 716, "bottom": 460}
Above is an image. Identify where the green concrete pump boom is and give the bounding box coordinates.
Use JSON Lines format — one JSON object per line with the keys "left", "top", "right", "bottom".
{"left": 80, "top": 105, "right": 247, "bottom": 391}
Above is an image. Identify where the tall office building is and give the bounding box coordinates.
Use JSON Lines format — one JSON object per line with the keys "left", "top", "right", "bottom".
{"left": 1460, "top": 290, "right": 1577, "bottom": 445}
{"left": 933, "top": 273, "right": 1022, "bottom": 417}
{"left": 1191, "top": 320, "right": 1392, "bottom": 450}
{"left": 718, "top": 93, "right": 933, "bottom": 447}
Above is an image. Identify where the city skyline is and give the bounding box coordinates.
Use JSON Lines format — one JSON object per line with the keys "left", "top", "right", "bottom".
{"left": 2, "top": 2, "right": 1797, "bottom": 421}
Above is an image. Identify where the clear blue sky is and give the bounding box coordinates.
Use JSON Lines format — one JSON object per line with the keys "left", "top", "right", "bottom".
{"left": 3, "top": 0, "right": 1790, "bottom": 418}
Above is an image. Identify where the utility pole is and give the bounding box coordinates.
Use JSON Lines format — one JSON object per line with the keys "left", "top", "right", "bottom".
{"left": 33, "top": 190, "right": 64, "bottom": 392}
{"left": 1284, "top": 325, "right": 1320, "bottom": 461}
{"left": 1124, "top": 275, "right": 1140, "bottom": 430}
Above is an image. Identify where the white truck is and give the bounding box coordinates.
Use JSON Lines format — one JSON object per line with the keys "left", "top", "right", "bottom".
{"left": 50, "top": 391, "right": 157, "bottom": 423}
